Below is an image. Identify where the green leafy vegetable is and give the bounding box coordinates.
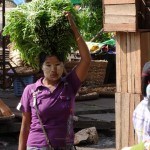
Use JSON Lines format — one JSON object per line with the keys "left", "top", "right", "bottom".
{"left": 3, "top": 0, "right": 80, "bottom": 68}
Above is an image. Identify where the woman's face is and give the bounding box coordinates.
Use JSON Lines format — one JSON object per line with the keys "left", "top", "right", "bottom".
{"left": 42, "top": 56, "right": 64, "bottom": 82}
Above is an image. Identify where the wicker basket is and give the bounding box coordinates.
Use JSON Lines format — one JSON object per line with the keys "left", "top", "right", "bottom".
{"left": 14, "top": 66, "right": 38, "bottom": 76}
{"left": 9, "top": 49, "right": 25, "bottom": 67}
{"left": 78, "top": 85, "right": 116, "bottom": 95}
{"left": 8, "top": 44, "right": 38, "bottom": 75}
{"left": 65, "top": 60, "right": 108, "bottom": 87}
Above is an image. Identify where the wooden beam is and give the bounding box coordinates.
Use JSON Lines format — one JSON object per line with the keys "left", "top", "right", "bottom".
{"left": 104, "top": 4, "right": 136, "bottom": 15}
{"left": 104, "top": 15, "right": 136, "bottom": 24}
{"left": 104, "top": 23, "right": 136, "bottom": 32}
{"left": 120, "top": 33, "right": 128, "bottom": 93}
{"left": 134, "top": 33, "right": 141, "bottom": 93}
{"left": 116, "top": 33, "right": 121, "bottom": 92}
{"left": 127, "top": 33, "right": 132, "bottom": 92}
{"left": 130, "top": 33, "right": 136, "bottom": 93}
{"left": 129, "top": 93, "right": 135, "bottom": 146}
{"left": 115, "top": 92, "right": 122, "bottom": 150}
{"left": 103, "top": 0, "right": 135, "bottom": 5}
{"left": 121, "top": 93, "right": 130, "bottom": 147}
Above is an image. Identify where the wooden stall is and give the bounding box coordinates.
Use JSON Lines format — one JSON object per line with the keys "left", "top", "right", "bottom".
{"left": 103, "top": 0, "right": 150, "bottom": 149}
{"left": 103, "top": 0, "right": 150, "bottom": 32}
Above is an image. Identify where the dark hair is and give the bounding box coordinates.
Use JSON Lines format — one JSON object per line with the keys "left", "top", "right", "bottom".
{"left": 141, "top": 61, "right": 150, "bottom": 96}
{"left": 39, "top": 52, "right": 47, "bottom": 68}
{"left": 38, "top": 52, "right": 65, "bottom": 69}
{"left": 142, "top": 76, "right": 150, "bottom": 96}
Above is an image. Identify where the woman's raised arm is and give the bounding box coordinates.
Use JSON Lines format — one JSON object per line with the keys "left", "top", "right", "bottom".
{"left": 65, "top": 12, "right": 91, "bottom": 82}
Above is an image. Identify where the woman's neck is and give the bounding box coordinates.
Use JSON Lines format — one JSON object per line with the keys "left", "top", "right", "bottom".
{"left": 42, "top": 78, "right": 60, "bottom": 92}
{"left": 43, "top": 78, "right": 60, "bottom": 86}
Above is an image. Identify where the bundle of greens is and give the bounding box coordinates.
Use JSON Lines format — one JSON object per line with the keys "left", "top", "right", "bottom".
{"left": 3, "top": 0, "right": 80, "bottom": 68}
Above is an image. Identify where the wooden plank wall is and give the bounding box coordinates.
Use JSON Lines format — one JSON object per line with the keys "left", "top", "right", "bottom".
{"left": 103, "top": 0, "right": 150, "bottom": 31}
{"left": 116, "top": 32, "right": 141, "bottom": 93}
{"left": 115, "top": 32, "right": 150, "bottom": 150}
{"left": 103, "top": 2, "right": 137, "bottom": 32}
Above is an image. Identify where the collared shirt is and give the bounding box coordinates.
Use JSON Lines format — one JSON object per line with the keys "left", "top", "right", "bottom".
{"left": 133, "top": 97, "right": 150, "bottom": 143}
{"left": 18, "top": 69, "right": 81, "bottom": 148}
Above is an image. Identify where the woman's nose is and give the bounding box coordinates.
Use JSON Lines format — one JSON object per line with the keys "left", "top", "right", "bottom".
{"left": 51, "top": 65, "right": 57, "bottom": 71}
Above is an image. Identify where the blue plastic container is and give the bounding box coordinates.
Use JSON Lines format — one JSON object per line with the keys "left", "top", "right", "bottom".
{"left": 13, "top": 75, "right": 34, "bottom": 96}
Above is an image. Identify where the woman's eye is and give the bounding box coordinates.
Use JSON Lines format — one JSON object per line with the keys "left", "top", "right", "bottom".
{"left": 56, "top": 64, "right": 61, "bottom": 66}
{"left": 46, "top": 65, "right": 51, "bottom": 67}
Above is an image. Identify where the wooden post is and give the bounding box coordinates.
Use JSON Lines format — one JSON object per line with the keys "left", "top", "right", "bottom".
{"left": 115, "top": 32, "right": 150, "bottom": 150}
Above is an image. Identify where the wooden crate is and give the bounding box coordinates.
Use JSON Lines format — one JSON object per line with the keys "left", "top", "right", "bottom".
{"left": 103, "top": 0, "right": 150, "bottom": 32}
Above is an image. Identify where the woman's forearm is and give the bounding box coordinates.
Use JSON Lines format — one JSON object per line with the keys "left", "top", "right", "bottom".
{"left": 18, "top": 112, "right": 31, "bottom": 150}
{"left": 65, "top": 12, "right": 91, "bottom": 81}
{"left": 18, "top": 129, "right": 29, "bottom": 150}
{"left": 66, "top": 12, "right": 91, "bottom": 63}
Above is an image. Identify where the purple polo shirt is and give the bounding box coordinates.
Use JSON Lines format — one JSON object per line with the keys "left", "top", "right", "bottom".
{"left": 19, "top": 69, "right": 81, "bottom": 148}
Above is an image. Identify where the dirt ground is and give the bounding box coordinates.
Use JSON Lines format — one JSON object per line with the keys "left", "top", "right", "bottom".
{"left": 0, "top": 130, "right": 115, "bottom": 150}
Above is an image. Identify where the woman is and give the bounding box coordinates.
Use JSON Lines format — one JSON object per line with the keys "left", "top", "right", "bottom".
{"left": 133, "top": 61, "right": 150, "bottom": 143}
{"left": 17, "top": 12, "right": 91, "bottom": 150}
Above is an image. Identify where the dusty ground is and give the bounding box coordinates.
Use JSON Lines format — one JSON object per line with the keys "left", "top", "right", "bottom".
{"left": 0, "top": 130, "right": 115, "bottom": 150}
{"left": 76, "top": 130, "right": 115, "bottom": 150}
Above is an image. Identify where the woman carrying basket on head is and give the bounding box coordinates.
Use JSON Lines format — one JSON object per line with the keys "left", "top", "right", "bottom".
{"left": 17, "top": 11, "right": 91, "bottom": 150}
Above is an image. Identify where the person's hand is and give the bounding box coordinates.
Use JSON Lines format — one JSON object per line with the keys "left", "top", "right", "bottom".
{"left": 0, "top": 100, "right": 13, "bottom": 116}
{"left": 64, "top": 11, "right": 72, "bottom": 23}
{"left": 64, "top": 11, "right": 77, "bottom": 31}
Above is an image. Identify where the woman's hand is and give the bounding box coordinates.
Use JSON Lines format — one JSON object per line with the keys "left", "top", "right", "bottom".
{"left": 0, "top": 99, "right": 13, "bottom": 116}
{"left": 64, "top": 11, "right": 72, "bottom": 23}
{"left": 64, "top": 11, "right": 77, "bottom": 32}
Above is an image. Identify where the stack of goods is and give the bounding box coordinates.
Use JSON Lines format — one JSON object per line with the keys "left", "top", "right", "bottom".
{"left": 3, "top": 0, "right": 80, "bottom": 69}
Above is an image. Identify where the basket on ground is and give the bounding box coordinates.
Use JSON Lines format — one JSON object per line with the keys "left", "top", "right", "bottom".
{"left": 65, "top": 60, "right": 108, "bottom": 87}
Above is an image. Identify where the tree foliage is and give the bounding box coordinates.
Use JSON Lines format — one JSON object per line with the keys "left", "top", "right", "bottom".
{"left": 78, "top": 0, "right": 111, "bottom": 42}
